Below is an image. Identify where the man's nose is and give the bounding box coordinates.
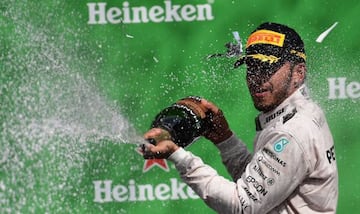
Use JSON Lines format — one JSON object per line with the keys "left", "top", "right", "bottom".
{"left": 247, "top": 74, "right": 268, "bottom": 86}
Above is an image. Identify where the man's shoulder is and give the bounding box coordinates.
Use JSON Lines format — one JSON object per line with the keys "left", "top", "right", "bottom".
{"left": 288, "top": 99, "right": 326, "bottom": 128}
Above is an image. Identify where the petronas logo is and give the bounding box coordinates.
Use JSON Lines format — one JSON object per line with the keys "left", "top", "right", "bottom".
{"left": 273, "top": 138, "right": 289, "bottom": 153}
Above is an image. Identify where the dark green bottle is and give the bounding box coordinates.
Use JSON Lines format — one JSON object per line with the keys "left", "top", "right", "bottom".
{"left": 149, "top": 96, "right": 211, "bottom": 147}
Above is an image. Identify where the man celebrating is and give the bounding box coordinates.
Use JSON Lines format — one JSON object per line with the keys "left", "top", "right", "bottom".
{"left": 143, "top": 22, "right": 338, "bottom": 213}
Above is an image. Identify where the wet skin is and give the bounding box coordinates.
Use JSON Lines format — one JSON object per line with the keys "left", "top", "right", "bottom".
{"left": 246, "top": 62, "right": 306, "bottom": 113}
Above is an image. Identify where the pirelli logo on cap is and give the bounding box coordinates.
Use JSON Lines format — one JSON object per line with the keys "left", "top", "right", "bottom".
{"left": 246, "top": 30, "right": 285, "bottom": 48}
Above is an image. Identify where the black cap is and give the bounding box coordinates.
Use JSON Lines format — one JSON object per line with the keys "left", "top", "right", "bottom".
{"left": 235, "top": 22, "right": 306, "bottom": 73}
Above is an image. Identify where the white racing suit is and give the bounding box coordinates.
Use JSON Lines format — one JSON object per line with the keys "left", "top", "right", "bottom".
{"left": 168, "top": 85, "right": 338, "bottom": 213}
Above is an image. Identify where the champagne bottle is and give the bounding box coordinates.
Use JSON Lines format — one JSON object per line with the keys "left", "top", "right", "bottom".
{"left": 148, "top": 96, "right": 211, "bottom": 147}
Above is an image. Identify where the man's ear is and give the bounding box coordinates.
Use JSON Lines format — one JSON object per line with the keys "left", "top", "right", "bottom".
{"left": 294, "top": 62, "right": 307, "bottom": 85}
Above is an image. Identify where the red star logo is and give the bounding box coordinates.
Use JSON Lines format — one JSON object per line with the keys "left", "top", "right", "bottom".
{"left": 136, "top": 147, "right": 169, "bottom": 172}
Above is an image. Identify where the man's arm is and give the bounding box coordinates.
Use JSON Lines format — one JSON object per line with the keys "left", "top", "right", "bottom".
{"left": 168, "top": 132, "right": 309, "bottom": 214}
{"left": 216, "top": 134, "right": 253, "bottom": 181}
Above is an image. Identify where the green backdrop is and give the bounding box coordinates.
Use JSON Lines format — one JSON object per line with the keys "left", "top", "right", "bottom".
{"left": 1, "top": 0, "right": 359, "bottom": 213}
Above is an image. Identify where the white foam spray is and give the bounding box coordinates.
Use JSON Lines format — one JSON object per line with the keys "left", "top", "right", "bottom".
{"left": 0, "top": 1, "right": 144, "bottom": 213}
{"left": 316, "top": 22, "right": 338, "bottom": 43}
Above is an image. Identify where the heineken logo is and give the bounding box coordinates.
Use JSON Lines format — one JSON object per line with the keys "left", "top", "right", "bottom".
{"left": 142, "top": 158, "right": 169, "bottom": 172}
{"left": 92, "top": 149, "right": 197, "bottom": 203}
{"left": 135, "top": 147, "right": 170, "bottom": 172}
{"left": 327, "top": 77, "right": 360, "bottom": 99}
{"left": 93, "top": 178, "right": 199, "bottom": 202}
{"left": 87, "top": 1, "right": 215, "bottom": 25}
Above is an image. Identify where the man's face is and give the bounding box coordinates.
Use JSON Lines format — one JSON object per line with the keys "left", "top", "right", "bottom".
{"left": 246, "top": 62, "right": 294, "bottom": 112}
